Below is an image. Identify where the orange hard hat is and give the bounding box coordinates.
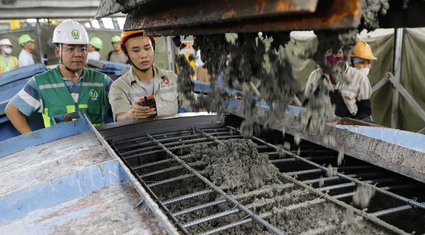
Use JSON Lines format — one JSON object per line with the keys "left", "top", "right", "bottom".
{"left": 120, "top": 29, "right": 155, "bottom": 50}
{"left": 349, "top": 40, "right": 377, "bottom": 60}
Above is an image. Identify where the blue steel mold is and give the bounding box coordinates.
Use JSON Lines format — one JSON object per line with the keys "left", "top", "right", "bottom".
{"left": 0, "top": 160, "right": 128, "bottom": 224}
{"left": 0, "top": 63, "right": 47, "bottom": 141}
{"left": 337, "top": 125, "right": 425, "bottom": 152}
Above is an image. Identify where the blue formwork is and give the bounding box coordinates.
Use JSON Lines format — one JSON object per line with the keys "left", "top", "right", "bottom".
{"left": 0, "top": 117, "right": 174, "bottom": 234}
{"left": 337, "top": 125, "right": 425, "bottom": 152}
{"left": 0, "top": 63, "right": 46, "bottom": 141}
{"left": 0, "top": 118, "right": 91, "bottom": 158}
{"left": 94, "top": 60, "right": 130, "bottom": 80}
{"left": 0, "top": 119, "right": 128, "bottom": 228}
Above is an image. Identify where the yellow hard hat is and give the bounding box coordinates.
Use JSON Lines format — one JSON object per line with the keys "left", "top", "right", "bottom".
{"left": 349, "top": 40, "right": 377, "bottom": 60}
{"left": 120, "top": 29, "right": 145, "bottom": 49}
{"left": 120, "top": 29, "right": 155, "bottom": 51}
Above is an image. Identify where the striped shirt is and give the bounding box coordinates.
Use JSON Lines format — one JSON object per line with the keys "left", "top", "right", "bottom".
{"left": 10, "top": 67, "right": 113, "bottom": 116}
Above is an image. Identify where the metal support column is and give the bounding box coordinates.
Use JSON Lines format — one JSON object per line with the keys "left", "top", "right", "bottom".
{"left": 166, "top": 36, "right": 176, "bottom": 72}
{"left": 391, "top": 28, "right": 404, "bottom": 128}
{"left": 35, "top": 18, "right": 44, "bottom": 64}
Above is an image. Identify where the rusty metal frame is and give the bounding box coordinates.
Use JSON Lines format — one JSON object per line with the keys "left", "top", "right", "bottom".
{"left": 121, "top": 0, "right": 360, "bottom": 35}
{"left": 96, "top": 0, "right": 156, "bottom": 18}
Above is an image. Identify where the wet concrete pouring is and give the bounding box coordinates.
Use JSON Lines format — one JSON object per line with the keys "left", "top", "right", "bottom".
{"left": 146, "top": 1, "right": 425, "bottom": 233}
{"left": 101, "top": 0, "right": 425, "bottom": 233}
{"left": 125, "top": 1, "right": 425, "bottom": 233}
{"left": 143, "top": 138, "right": 395, "bottom": 234}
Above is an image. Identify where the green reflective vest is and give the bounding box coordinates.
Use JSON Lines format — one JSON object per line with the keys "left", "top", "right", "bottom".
{"left": 0, "top": 56, "right": 18, "bottom": 73}
{"left": 35, "top": 67, "right": 107, "bottom": 127}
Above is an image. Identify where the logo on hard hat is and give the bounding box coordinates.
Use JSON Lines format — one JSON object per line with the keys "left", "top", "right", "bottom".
{"left": 71, "top": 30, "right": 80, "bottom": 39}
{"left": 89, "top": 89, "right": 98, "bottom": 100}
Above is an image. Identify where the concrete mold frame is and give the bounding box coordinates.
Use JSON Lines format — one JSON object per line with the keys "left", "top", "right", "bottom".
{"left": 0, "top": 118, "right": 178, "bottom": 234}
{"left": 227, "top": 99, "right": 425, "bottom": 184}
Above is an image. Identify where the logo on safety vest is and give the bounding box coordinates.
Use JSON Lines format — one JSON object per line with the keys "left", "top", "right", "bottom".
{"left": 89, "top": 89, "right": 98, "bottom": 100}
{"left": 161, "top": 76, "right": 169, "bottom": 85}
{"left": 71, "top": 30, "right": 80, "bottom": 39}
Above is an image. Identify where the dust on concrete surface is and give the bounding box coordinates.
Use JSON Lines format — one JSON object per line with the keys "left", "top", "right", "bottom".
{"left": 174, "top": 5, "right": 391, "bottom": 233}
{"left": 161, "top": 139, "right": 387, "bottom": 234}
{"left": 0, "top": 184, "right": 167, "bottom": 235}
{"left": 0, "top": 132, "right": 111, "bottom": 196}
{"left": 192, "top": 139, "right": 281, "bottom": 192}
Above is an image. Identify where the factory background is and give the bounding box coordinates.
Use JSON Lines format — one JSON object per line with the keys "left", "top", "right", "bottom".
{"left": 1, "top": 1, "right": 425, "bottom": 234}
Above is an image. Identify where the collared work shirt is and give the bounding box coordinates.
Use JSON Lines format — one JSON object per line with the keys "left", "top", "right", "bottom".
{"left": 109, "top": 64, "right": 179, "bottom": 120}
{"left": 305, "top": 65, "right": 372, "bottom": 116}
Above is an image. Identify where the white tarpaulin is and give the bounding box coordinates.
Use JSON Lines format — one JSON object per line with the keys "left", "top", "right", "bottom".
{"left": 363, "top": 28, "right": 425, "bottom": 133}
{"left": 287, "top": 28, "right": 425, "bottom": 133}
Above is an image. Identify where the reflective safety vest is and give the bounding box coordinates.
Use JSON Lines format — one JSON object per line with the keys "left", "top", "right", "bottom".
{"left": 0, "top": 56, "right": 18, "bottom": 74}
{"left": 35, "top": 67, "right": 107, "bottom": 127}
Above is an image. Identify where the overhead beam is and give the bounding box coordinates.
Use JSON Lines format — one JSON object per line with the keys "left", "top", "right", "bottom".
{"left": 96, "top": 0, "right": 156, "bottom": 19}
{"left": 123, "top": 0, "right": 361, "bottom": 35}
{"left": 127, "top": 0, "right": 319, "bottom": 29}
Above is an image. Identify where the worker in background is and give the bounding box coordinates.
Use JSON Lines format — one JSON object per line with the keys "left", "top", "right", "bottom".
{"left": 0, "top": 38, "right": 18, "bottom": 74}
{"left": 175, "top": 42, "right": 195, "bottom": 79}
{"left": 18, "top": 34, "right": 36, "bottom": 67}
{"left": 304, "top": 40, "right": 376, "bottom": 121}
{"left": 5, "top": 19, "right": 113, "bottom": 134}
{"left": 107, "top": 35, "right": 128, "bottom": 64}
{"left": 109, "top": 29, "right": 181, "bottom": 121}
{"left": 194, "top": 50, "right": 210, "bottom": 83}
{"left": 87, "top": 37, "right": 103, "bottom": 61}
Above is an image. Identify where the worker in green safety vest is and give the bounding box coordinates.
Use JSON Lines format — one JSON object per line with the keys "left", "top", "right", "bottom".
{"left": 0, "top": 38, "right": 18, "bottom": 74}
{"left": 5, "top": 19, "right": 113, "bottom": 134}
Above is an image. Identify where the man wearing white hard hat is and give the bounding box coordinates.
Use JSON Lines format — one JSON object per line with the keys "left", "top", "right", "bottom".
{"left": 5, "top": 20, "right": 113, "bottom": 134}
{"left": 0, "top": 38, "right": 18, "bottom": 74}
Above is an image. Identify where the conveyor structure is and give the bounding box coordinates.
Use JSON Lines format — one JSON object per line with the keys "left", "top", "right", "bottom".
{"left": 96, "top": 0, "right": 425, "bottom": 35}
{"left": 1, "top": 110, "right": 424, "bottom": 234}
{"left": 95, "top": 0, "right": 425, "bottom": 233}
{"left": 98, "top": 112, "right": 425, "bottom": 234}
{"left": 2, "top": 0, "right": 425, "bottom": 234}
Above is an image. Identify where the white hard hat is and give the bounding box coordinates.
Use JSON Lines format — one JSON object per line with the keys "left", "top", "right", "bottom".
{"left": 0, "top": 38, "right": 13, "bottom": 46}
{"left": 52, "top": 19, "right": 89, "bottom": 45}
